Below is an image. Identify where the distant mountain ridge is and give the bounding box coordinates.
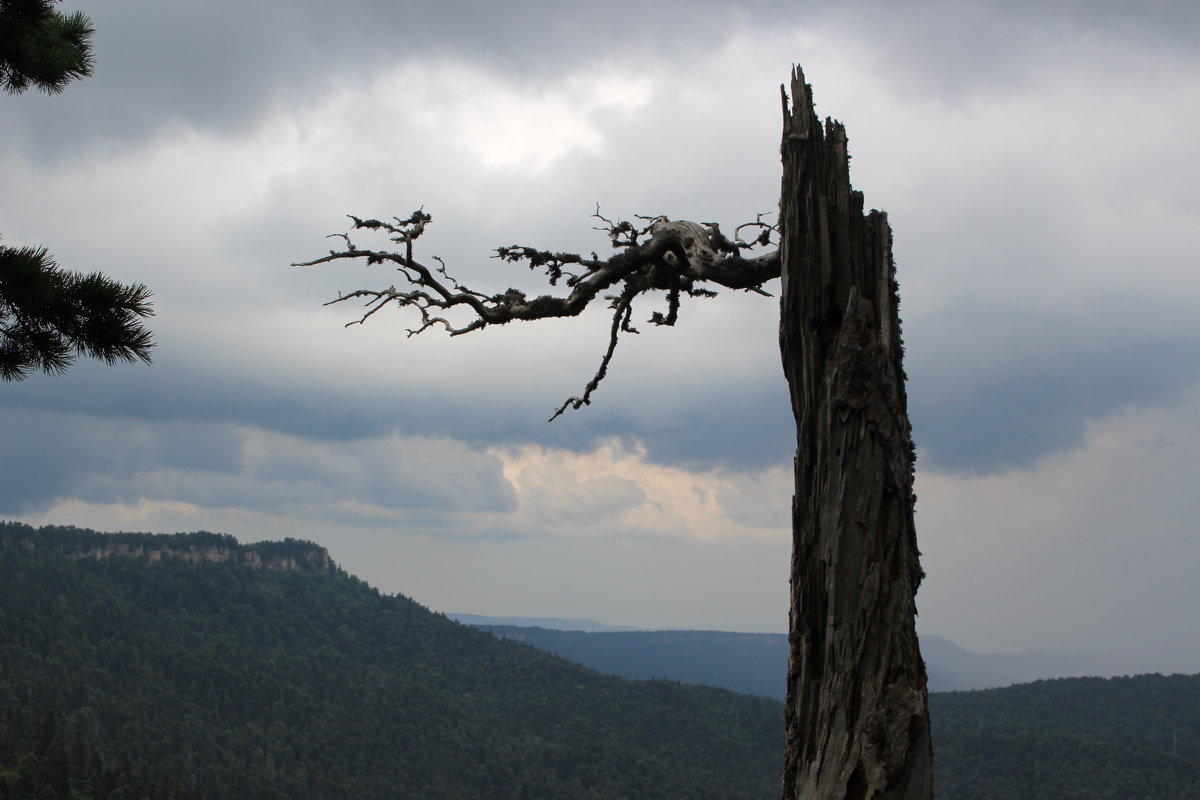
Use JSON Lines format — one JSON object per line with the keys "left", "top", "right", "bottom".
{"left": 475, "top": 625, "right": 788, "bottom": 699}
{"left": 919, "top": 633, "right": 1145, "bottom": 692}
{"left": 5, "top": 522, "right": 1196, "bottom": 798}
{"left": 0, "top": 521, "right": 781, "bottom": 799}
{"left": 448, "top": 613, "right": 641, "bottom": 632}
{"left": 11, "top": 523, "right": 335, "bottom": 574}
{"left": 457, "top": 614, "right": 1148, "bottom": 695}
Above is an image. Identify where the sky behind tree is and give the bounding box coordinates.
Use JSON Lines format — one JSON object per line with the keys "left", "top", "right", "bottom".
{"left": 3, "top": 0, "right": 1198, "bottom": 672}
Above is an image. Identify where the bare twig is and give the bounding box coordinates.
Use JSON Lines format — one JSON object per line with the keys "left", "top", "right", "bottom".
{"left": 293, "top": 209, "right": 781, "bottom": 418}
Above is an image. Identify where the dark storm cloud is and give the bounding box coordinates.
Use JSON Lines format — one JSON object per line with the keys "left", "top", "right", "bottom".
{"left": 10, "top": 0, "right": 785, "bottom": 157}
{"left": 0, "top": 338, "right": 793, "bottom": 479}
{"left": 3, "top": 0, "right": 1197, "bottom": 659}
{"left": 12, "top": 0, "right": 1194, "bottom": 160}
{"left": 910, "top": 337, "right": 1200, "bottom": 474}
{"left": 821, "top": 0, "right": 1200, "bottom": 103}
{"left": 0, "top": 397, "right": 517, "bottom": 517}
{"left": 0, "top": 359, "right": 375, "bottom": 442}
{"left": 591, "top": 384, "right": 794, "bottom": 472}
{"left": 0, "top": 408, "right": 241, "bottom": 515}
{"left": 5, "top": 0, "right": 1196, "bottom": 492}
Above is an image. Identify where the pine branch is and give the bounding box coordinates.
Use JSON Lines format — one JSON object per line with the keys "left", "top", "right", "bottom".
{"left": 0, "top": 244, "right": 154, "bottom": 380}
{"left": 0, "top": 3, "right": 95, "bottom": 95}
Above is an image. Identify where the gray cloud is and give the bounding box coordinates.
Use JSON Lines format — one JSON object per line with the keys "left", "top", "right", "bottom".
{"left": 516, "top": 467, "right": 645, "bottom": 525}
{"left": 0, "top": 408, "right": 241, "bottom": 514}
{"left": 915, "top": 385, "right": 1200, "bottom": 669}
{"left": 826, "top": 0, "right": 1200, "bottom": 104}
{"left": 0, "top": 402, "right": 514, "bottom": 517}
{"left": 11, "top": 0, "right": 786, "bottom": 159}
{"left": 0, "top": 348, "right": 795, "bottom": 476}
{"left": 32, "top": 0, "right": 1190, "bottom": 159}
{"left": 910, "top": 336, "right": 1200, "bottom": 474}
{"left": 3, "top": 0, "right": 1198, "bottom": 661}
{"left": 715, "top": 470, "right": 792, "bottom": 531}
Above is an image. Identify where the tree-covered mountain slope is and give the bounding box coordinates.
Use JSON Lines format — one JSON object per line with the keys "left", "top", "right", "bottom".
{"left": 5, "top": 521, "right": 1197, "bottom": 799}
{"left": 472, "top": 623, "right": 1199, "bottom": 797}
{"left": 0, "top": 522, "right": 782, "bottom": 799}
{"left": 929, "top": 673, "right": 1200, "bottom": 799}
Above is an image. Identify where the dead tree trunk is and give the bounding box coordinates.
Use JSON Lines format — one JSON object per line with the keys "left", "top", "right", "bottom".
{"left": 295, "top": 63, "right": 933, "bottom": 799}
{"left": 778, "top": 67, "right": 933, "bottom": 799}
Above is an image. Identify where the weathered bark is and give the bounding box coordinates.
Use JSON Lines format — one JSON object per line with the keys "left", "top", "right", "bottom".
{"left": 778, "top": 67, "right": 932, "bottom": 799}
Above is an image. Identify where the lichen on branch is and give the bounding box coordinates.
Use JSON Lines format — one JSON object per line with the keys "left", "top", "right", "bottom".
{"left": 292, "top": 207, "right": 781, "bottom": 419}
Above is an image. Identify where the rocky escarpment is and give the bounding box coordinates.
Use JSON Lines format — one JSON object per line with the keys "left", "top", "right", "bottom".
{"left": 1, "top": 522, "right": 335, "bottom": 575}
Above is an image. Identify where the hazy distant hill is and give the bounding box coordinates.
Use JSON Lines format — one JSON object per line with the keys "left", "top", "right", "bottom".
{"left": 448, "top": 613, "right": 641, "bottom": 632}
{"left": 474, "top": 625, "right": 787, "bottom": 699}
{"left": 0, "top": 522, "right": 781, "bottom": 799}
{"left": 919, "top": 634, "right": 1146, "bottom": 692}
{"left": 461, "top": 615, "right": 1144, "bottom": 694}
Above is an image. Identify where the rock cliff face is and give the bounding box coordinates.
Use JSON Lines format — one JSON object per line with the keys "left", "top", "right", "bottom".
{"left": 1, "top": 522, "right": 335, "bottom": 575}
{"left": 71, "top": 541, "right": 334, "bottom": 574}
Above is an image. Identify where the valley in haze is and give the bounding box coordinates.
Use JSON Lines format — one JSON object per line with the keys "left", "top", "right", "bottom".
{"left": 452, "top": 615, "right": 1149, "bottom": 696}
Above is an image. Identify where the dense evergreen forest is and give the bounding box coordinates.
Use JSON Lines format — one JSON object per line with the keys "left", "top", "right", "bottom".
{"left": 930, "top": 674, "right": 1200, "bottom": 799}
{"left": 476, "top": 628, "right": 1200, "bottom": 797}
{"left": 0, "top": 522, "right": 780, "bottom": 799}
{"left": 2, "top": 522, "right": 1197, "bottom": 798}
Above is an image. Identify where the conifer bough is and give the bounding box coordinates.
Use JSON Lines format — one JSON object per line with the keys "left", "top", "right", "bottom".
{"left": 0, "top": 0, "right": 95, "bottom": 95}
{"left": 0, "top": 244, "right": 154, "bottom": 380}
{"left": 1, "top": 2, "right": 155, "bottom": 380}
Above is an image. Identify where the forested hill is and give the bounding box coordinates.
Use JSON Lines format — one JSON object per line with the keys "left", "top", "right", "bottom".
{"left": 5, "top": 524, "right": 335, "bottom": 574}
{"left": 0, "top": 522, "right": 782, "bottom": 799}
{"left": 5, "top": 522, "right": 1197, "bottom": 799}
{"left": 930, "top": 673, "right": 1200, "bottom": 798}
{"left": 474, "top": 625, "right": 1200, "bottom": 797}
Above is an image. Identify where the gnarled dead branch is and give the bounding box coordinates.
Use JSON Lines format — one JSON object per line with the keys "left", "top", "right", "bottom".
{"left": 293, "top": 208, "right": 780, "bottom": 419}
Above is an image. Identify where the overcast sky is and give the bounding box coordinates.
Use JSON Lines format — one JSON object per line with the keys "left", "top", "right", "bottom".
{"left": 3, "top": 0, "right": 1198, "bottom": 672}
